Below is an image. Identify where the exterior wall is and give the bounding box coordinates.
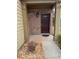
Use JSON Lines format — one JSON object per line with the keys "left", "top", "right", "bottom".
{"left": 28, "top": 11, "right": 41, "bottom": 35}
{"left": 22, "top": 3, "right": 29, "bottom": 41}
{"left": 28, "top": 9, "right": 51, "bottom": 35}
{"left": 55, "top": 3, "right": 61, "bottom": 36}
{"left": 50, "top": 9, "right": 54, "bottom": 35}
{"left": 17, "top": 0, "right": 24, "bottom": 50}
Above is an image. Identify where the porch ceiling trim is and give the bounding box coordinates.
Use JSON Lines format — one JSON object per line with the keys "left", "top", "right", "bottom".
{"left": 24, "top": 1, "right": 56, "bottom": 4}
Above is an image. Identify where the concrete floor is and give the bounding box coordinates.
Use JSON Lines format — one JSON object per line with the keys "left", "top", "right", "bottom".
{"left": 42, "top": 35, "right": 61, "bottom": 59}
{"left": 18, "top": 35, "right": 61, "bottom": 59}
{"left": 17, "top": 35, "right": 44, "bottom": 59}
{"left": 30, "top": 35, "right": 61, "bottom": 59}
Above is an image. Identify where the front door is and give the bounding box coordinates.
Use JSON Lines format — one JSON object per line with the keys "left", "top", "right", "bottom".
{"left": 41, "top": 14, "right": 50, "bottom": 33}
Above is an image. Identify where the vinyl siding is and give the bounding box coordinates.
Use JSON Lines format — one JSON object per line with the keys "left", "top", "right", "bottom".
{"left": 17, "top": 0, "right": 24, "bottom": 50}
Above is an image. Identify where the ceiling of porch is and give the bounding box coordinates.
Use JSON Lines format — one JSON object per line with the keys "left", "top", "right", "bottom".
{"left": 22, "top": 0, "right": 60, "bottom": 9}
{"left": 27, "top": 3, "right": 55, "bottom": 9}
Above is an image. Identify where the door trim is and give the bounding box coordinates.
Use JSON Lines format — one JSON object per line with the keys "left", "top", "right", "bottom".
{"left": 41, "top": 13, "right": 50, "bottom": 34}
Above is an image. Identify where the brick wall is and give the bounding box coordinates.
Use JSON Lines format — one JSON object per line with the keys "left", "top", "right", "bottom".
{"left": 28, "top": 9, "right": 51, "bottom": 35}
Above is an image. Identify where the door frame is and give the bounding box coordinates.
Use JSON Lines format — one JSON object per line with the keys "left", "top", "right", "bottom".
{"left": 41, "top": 13, "right": 50, "bottom": 35}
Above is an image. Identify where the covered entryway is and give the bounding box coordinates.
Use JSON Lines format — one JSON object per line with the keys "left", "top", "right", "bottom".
{"left": 17, "top": 0, "right": 61, "bottom": 59}
{"left": 27, "top": 3, "right": 54, "bottom": 35}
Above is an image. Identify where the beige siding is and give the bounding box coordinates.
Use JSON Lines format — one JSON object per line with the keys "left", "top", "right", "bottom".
{"left": 17, "top": 0, "right": 24, "bottom": 50}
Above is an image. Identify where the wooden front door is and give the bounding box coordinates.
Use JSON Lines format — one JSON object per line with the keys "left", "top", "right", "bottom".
{"left": 41, "top": 14, "right": 50, "bottom": 33}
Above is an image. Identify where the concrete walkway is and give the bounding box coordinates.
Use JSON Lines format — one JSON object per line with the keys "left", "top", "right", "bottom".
{"left": 42, "top": 35, "right": 61, "bottom": 59}
{"left": 29, "top": 35, "right": 61, "bottom": 59}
